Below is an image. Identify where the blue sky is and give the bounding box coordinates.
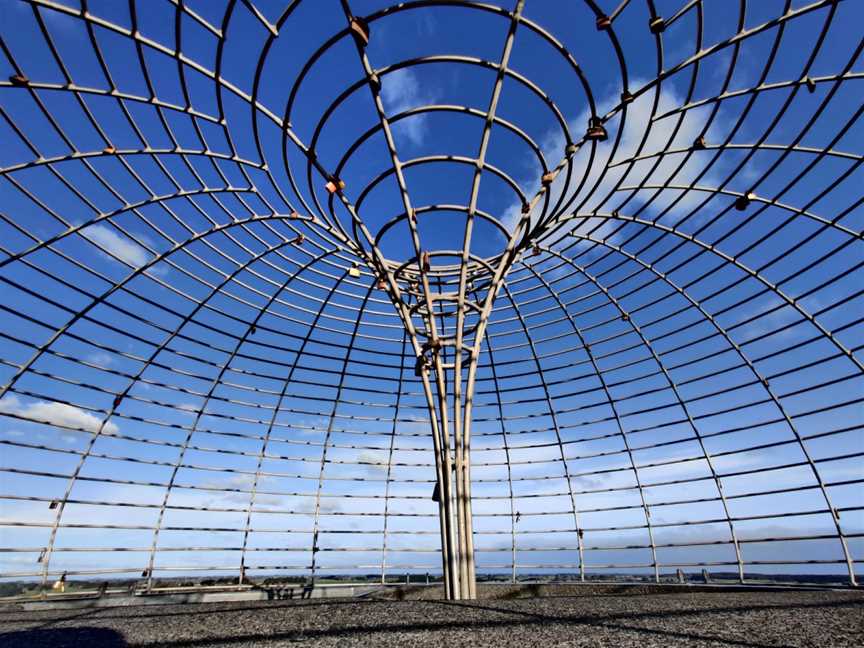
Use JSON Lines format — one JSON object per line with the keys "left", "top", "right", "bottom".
{"left": 0, "top": 0, "right": 862, "bottom": 585}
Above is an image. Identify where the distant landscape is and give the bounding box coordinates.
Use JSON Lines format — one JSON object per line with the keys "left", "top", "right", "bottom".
{"left": 0, "top": 570, "right": 852, "bottom": 601}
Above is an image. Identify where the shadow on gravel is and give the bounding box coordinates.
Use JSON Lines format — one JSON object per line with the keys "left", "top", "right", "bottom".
{"left": 0, "top": 627, "right": 127, "bottom": 647}
{"left": 0, "top": 599, "right": 864, "bottom": 648}
{"left": 10, "top": 597, "right": 848, "bottom": 648}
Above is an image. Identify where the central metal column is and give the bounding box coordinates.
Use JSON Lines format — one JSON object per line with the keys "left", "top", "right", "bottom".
{"left": 336, "top": 0, "right": 541, "bottom": 600}
{"left": 423, "top": 335, "right": 483, "bottom": 600}
{"left": 411, "top": 284, "right": 483, "bottom": 600}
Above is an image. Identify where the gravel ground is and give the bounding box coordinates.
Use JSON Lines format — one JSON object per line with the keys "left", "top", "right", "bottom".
{"left": 1, "top": 586, "right": 862, "bottom": 647}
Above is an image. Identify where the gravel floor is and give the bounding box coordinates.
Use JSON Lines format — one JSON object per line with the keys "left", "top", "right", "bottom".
{"left": 1, "top": 586, "right": 862, "bottom": 647}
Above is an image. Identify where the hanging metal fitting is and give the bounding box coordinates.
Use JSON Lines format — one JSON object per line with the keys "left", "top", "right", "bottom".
{"left": 325, "top": 178, "right": 345, "bottom": 194}
{"left": 414, "top": 354, "right": 430, "bottom": 377}
{"left": 541, "top": 170, "right": 558, "bottom": 186}
{"left": 735, "top": 192, "right": 755, "bottom": 211}
{"left": 422, "top": 339, "right": 442, "bottom": 354}
{"left": 586, "top": 117, "right": 607, "bottom": 141}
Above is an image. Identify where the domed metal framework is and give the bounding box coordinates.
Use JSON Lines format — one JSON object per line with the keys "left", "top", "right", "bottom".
{"left": 0, "top": 0, "right": 861, "bottom": 601}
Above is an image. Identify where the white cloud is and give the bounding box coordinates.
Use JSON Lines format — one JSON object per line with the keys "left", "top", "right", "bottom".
{"left": 506, "top": 80, "right": 730, "bottom": 239}
{"left": 357, "top": 449, "right": 390, "bottom": 476}
{"left": 86, "top": 351, "right": 114, "bottom": 368}
{"left": 0, "top": 394, "right": 118, "bottom": 435}
{"left": 83, "top": 224, "right": 150, "bottom": 266}
{"left": 82, "top": 224, "right": 167, "bottom": 275}
{"left": 730, "top": 293, "right": 823, "bottom": 344}
{"left": 200, "top": 474, "right": 283, "bottom": 506}
{"left": 319, "top": 498, "right": 345, "bottom": 514}
{"left": 200, "top": 474, "right": 258, "bottom": 491}
{"left": 381, "top": 68, "right": 438, "bottom": 146}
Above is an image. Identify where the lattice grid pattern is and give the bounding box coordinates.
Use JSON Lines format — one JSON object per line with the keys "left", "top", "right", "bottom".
{"left": 0, "top": 0, "right": 861, "bottom": 598}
